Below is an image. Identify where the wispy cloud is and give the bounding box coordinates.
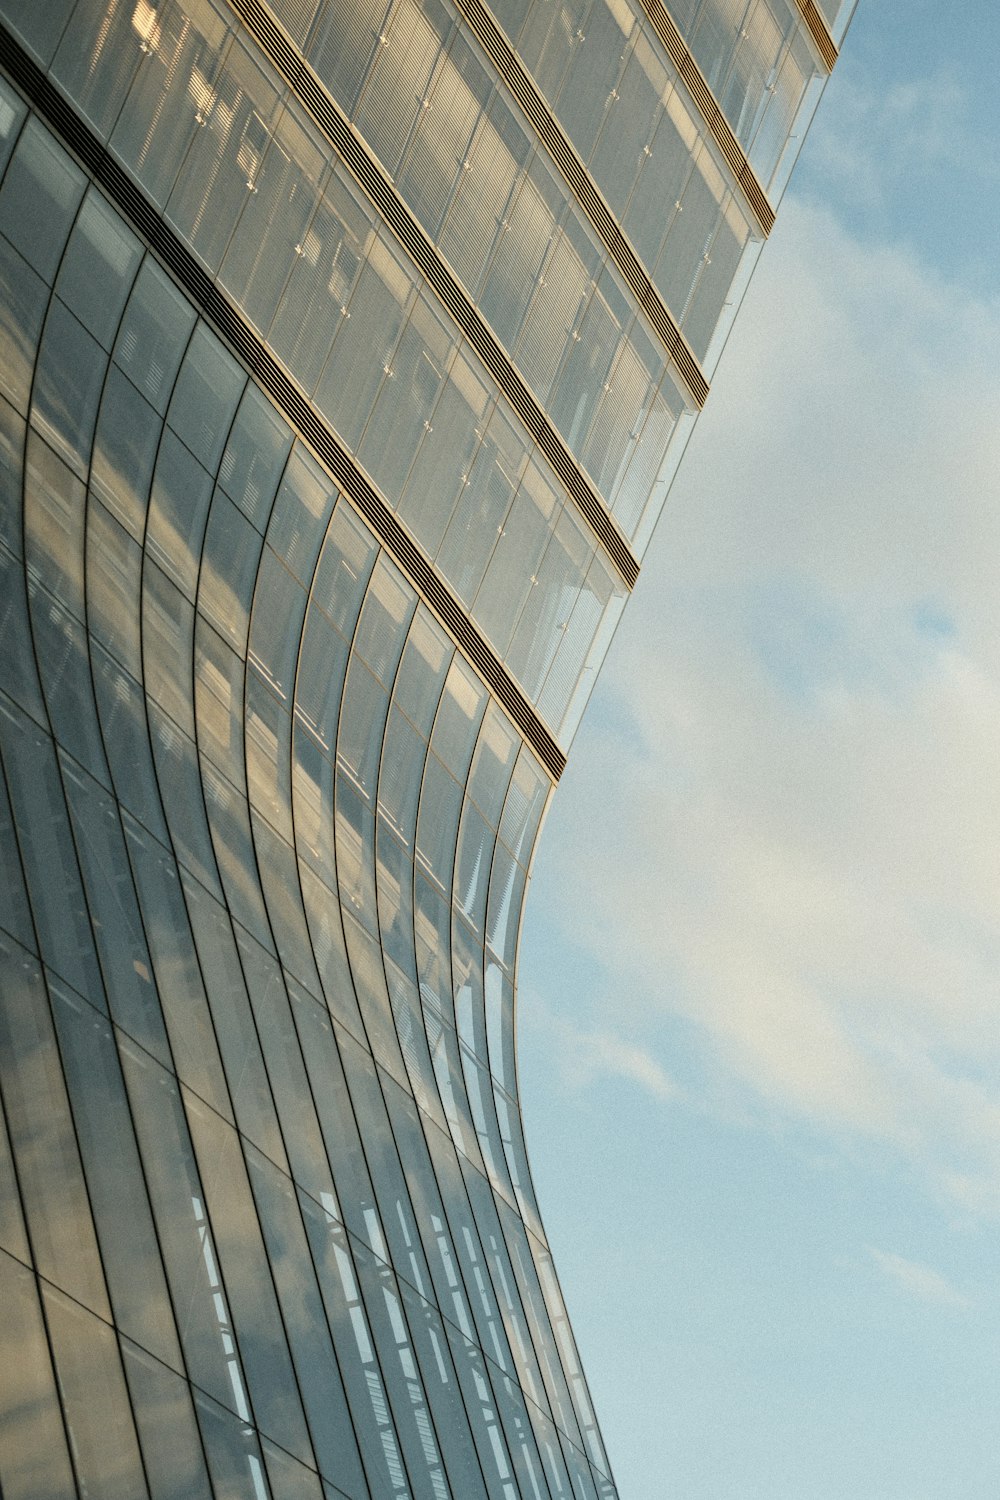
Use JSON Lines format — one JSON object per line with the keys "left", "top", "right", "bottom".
{"left": 532, "top": 191, "right": 1000, "bottom": 1216}
{"left": 535, "top": 1005, "right": 677, "bottom": 1102}
{"left": 868, "top": 1248, "right": 971, "bottom": 1309}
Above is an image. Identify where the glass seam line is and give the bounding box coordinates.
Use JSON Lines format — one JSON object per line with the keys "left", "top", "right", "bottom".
{"left": 461, "top": 0, "right": 775, "bottom": 242}
{"left": 226, "top": 0, "right": 646, "bottom": 585}
{"left": 792, "top": 0, "right": 838, "bottom": 69}
{"left": 0, "top": 30, "right": 569, "bottom": 786}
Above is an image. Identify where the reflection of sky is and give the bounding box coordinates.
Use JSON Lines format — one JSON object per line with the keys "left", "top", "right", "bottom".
{"left": 519, "top": 5, "right": 1000, "bottom": 1497}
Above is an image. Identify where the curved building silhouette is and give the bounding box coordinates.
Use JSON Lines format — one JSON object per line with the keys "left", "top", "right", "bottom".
{"left": 0, "top": 1, "right": 851, "bottom": 1495}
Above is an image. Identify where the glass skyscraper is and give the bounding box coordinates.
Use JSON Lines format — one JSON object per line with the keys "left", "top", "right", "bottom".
{"left": 0, "top": 1, "right": 851, "bottom": 1495}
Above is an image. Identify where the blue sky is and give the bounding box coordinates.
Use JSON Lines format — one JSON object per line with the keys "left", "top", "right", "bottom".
{"left": 518, "top": 4, "right": 1000, "bottom": 1495}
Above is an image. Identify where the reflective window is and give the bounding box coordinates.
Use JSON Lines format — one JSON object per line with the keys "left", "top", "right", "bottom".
{"left": 0, "top": 1250, "right": 77, "bottom": 1500}
{"left": 0, "top": 91, "right": 622, "bottom": 1499}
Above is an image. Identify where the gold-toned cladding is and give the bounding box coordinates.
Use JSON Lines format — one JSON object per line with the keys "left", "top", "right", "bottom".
{"left": 794, "top": 0, "right": 839, "bottom": 70}
{"left": 636, "top": 0, "right": 776, "bottom": 235}
{"left": 0, "top": 25, "right": 569, "bottom": 784}
{"left": 227, "top": 0, "right": 643, "bottom": 589}
{"left": 452, "top": 0, "right": 711, "bottom": 405}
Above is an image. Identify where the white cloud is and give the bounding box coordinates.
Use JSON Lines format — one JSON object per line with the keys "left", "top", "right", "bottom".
{"left": 532, "top": 188, "right": 1000, "bottom": 1214}
{"left": 534, "top": 1003, "right": 677, "bottom": 1102}
{"left": 868, "top": 1248, "right": 971, "bottom": 1309}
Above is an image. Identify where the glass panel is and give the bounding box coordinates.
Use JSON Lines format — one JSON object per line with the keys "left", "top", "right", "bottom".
{"left": 199, "top": 487, "right": 266, "bottom": 653}
{"left": 195, "top": 1388, "right": 274, "bottom": 1500}
{"left": 342, "top": 891, "right": 409, "bottom": 1082}
{"left": 147, "top": 428, "right": 215, "bottom": 599}
{"left": 59, "top": 754, "right": 171, "bottom": 1063}
{"left": 166, "top": 37, "right": 283, "bottom": 273}
{"left": 52, "top": 0, "right": 145, "bottom": 139}
{"left": 144, "top": 558, "right": 196, "bottom": 737}
{"left": 0, "top": 1249, "right": 76, "bottom": 1500}
{"left": 32, "top": 299, "right": 108, "bottom": 478}
{"left": 472, "top": 459, "right": 559, "bottom": 657}
{"left": 437, "top": 95, "right": 527, "bottom": 297}
{"left": 306, "top": 0, "right": 389, "bottom": 117}
{"left": 122, "top": 810, "right": 231, "bottom": 1118}
{"left": 397, "top": 32, "right": 490, "bottom": 239}
{"left": 310, "top": 499, "right": 378, "bottom": 640}
{"left": 148, "top": 704, "right": 221, "bottom": 894}
{"left": 92, "top": 646, "right": 169, "bottom": 844}
{"left": 377, "top": 707, "right": 426, "bottom": 849}
{"left": 122, "top": 1339, "right": 214, "bottom": 1500}
{"left": 251, "top": 816, "right": 325, "bottom": 1000}
{"left": 195, "top": 615, "right": 245, "bottom": 775}
{"left": 0, "top": 80, "right": 24, "bottom": 174}
{"left": 0, "top": 544, "right": 45, "bottom": 726}
{"left": 435, "top": 404, "right": 524, "bottom": 608}
{"left": 180, "top": 868, "right": 287, "bottom": 1169}
{"left": 0, "top": 117, "right": 84, "bottom": 285}
{"left": 49, "top": 979, "right": 180, "bottom": 1367}
{"left": 315, "top": 235, "right": 411, "bottom": 452}
{"left": 498, "top": 749, "right": 548, "bottom": 867}
{"left": 29, "top": 587, "right": 111, "bottom": 786}
{"left": 298, "top": 860, "right": 367, "bottom": 1037}
{"left": 90, "top": 364, "right": 163, "bottom": 538}
{"left": 398, "top": 347, "right": 490, "bottom": 557}
{"left": 389, "top": 609, "right": 451, "bottom": 738}
{"left": 246, "top": 1143, "right": 369, "bottom": 1497}
{"left": 415, "top": 753, "right": 461, "bottom": 893}
{"left": 269, "top": 165, "right": 373, "bottom": 395}
{"left": 119, "top": 1035, "right": 254, "bottom": 1416}
{"left": 55, "top": 187, "right": 142, "bottom": 350}
{"left": 590, "top": 38, "right": 662, "bottom": 219}
{"left": 454, "top": 802, "right": 491, "bottom": 937}
{"left": 265, "top": 444, "right": 335, "bottom": 582}
{"left": 246, "top": 669, "right": 294, "bottom": 843}
{"left": 248, "top": 546, "right": 308, "bottom": 706}
{"left": 113, "top": 259, "right": 196, "bottom": 417}
{"left": 24, "top": 427, "right": 86, "bottom": 622}
{"left": 352, "top": 556, "right": 415, "bottom": 688}
{"left": 235, "top": 934, "right": 329, "bottom": 1197}
{"left": 0, "top": 235, "right": 48, "bottom": 416}
{"left": 109, "top": 0, "right": 236, "bottom": 212}
{"left": 358, "top": 291, "right": 456, "bottom": 510}
{"left": 554, "top": 0, "right": 631, "bottom": 159}
{"left": 347, "top": 1232, "right": 450, "bottom": 1500}
{"left": 86, "top": 498, "right": 143, "bottom": 678}
{"left": 0, "top": 933, "right": 110, "bottom": 1316}
{"left": 0, "top": 396, "right": 23, "bottom": 561}
{"left": 220, "top": 102, "right": 326, "bottom": 336}
{"left": 166, "top": 321, "right": 246, "bottom": 471}
{"left": 298, "top": 1188, "right": 411, "bottom": 1496}
{"left": 429, "top": 657, "right": 486, "bottom": 780}
{"left": 466, "top": 705, "right": 519, "bottom": 830}
{"left": 0, "top": 703, "right": 106, "bottom": 1005}
{"left": 184, "top": 1090, "right": 315, "bottom": 1466}
{"left": 354, "top": 0, "right": 448, "bottom": 176}
{"left": 0, "top": 749, "right": 33, "bottom": 957}
{"left": 505, "top": 506, "right": 591, "bottom": 702}
{"left": 218, "top": 382, "right": 294, "bottom": 533}
{"left": 264, "top": 1441, "right": 326, "bottom": 1500}
{"left": 0, "top": 0, "right": 74, "bottom": 63}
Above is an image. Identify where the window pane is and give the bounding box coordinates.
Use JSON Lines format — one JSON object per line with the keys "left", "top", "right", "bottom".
{"left": 0, "top": 1250, "right": 76, "bottom": 1500}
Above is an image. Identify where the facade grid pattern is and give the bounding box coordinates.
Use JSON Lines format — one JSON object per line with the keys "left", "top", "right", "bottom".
{"left": 0, "top": 0, "right": 851, "bottom": 1496}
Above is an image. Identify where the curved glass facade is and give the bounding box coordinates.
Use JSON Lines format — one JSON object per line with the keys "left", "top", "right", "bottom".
{"left": 0, "top": 0, "right": 851, "bottom": 1495}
